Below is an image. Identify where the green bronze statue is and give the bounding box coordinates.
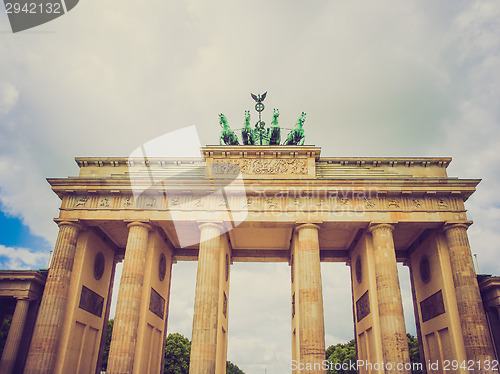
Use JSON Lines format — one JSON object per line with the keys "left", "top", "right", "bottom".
{"left": 217, "top": 93, "right": 307, "bottom": 146}
{"left": 268, "top": 108, "right": 281, "bottom": 145}
{"left": 219, "top": 113, "right": 240, "bottom": 145}
{"left": 254, "top": 120, "right": 269, "bottom": 145}
{"left": 284, "top": 112, "right": 306, "bottom": 145}
{"left": 241, "top": 110, "right": 255, "bottom": 145}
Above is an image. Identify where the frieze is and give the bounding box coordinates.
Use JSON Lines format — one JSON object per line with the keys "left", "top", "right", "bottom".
{"left": 212, "top": 158, "right": 308, "bottom": 175}
{"left": 65, "top": 193, "right": 465, "bottom": 214}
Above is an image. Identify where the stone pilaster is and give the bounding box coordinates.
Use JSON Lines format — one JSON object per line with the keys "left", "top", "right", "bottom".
{"left": 296, "top": 223, "right": 326, "bottom": 373}
{"left": 0, "top": 298, "right": 30, "bottom": 374}
{"left": 189, "top": 223, "right": 223, "bottom": 374}
{"left": 24, "top": 221, "right": 83, "bottom": 374}
{"left": 444, "top": 223, "right": 496, "bottom": 371}
{"left": 107, "top": 221, "right": 151, "bottom": 374}
{"left": 368, "top": 223, "right": 410, "bottom": 373}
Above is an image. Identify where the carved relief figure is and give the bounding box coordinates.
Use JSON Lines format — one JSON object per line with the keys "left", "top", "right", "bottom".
{"left": 388, "top": 198, "right": 400, "bottom": 208}
{"left": 98, "top": 197, "right": 110, "bottom": 208}
{"left": 437, "top": 198, "right": 448, "bottom": 209}
{"left": 412, "top": 198, "right": 422, "bottom": 209}
{"left": 75, "top": 196, "right": 89, "bottom": 207}
{"left": 123, "top": 196, "right": 133, "bottom": 207}
{"left": 364, "top": 198, "right": 376, "bottom": 209}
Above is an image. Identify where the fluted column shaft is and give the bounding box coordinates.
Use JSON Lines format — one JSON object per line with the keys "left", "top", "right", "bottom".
{"left": 24, "top": 221, "right": 82, "bottom": 374}
{"left": 296, "top": 224, "right": 326, "bottom": 373}
{"left": 369, "top": 223, "right": 410, "bottom": 373}
{"left": 0, "top": 298, "right": 30, "bottom": 374}
{"left": 107, "top": 221, "right": 151, "bottom": 374}
{"left": 444, "top": 223, "right": 496, "bottom": 372}
{"left": 189, "top": 223, "right": 223, "bottom": 374}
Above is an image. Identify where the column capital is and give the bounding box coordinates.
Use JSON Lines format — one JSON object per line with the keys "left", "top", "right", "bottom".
{"left": 54, "top": 219, "right": 85, "bottom": 231}
{"left": 126, "top": 221, "right": 152, "bottom": 231}
{"left": 443, "top": 221, "right": 472, "bottom": 232}
{"left": 198, "top": 222, "right": 224, "bottom": 232}
{"left": 295, "top": 223, "right": 321, "bottom": 232}
{"left": 368, "top": 222, "right": 395, "bottom": 233}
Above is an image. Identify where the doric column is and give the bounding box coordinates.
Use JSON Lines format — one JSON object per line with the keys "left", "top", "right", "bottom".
{"left": 95, "top": 253, "right": 121, "bottom": 373}
{"left": 24, "top": 220, "right": 83, "bottom": 374}
{"left": 0, "top": 298, "right": 30, "bottom": 374}
{"left": 296, "top": 224, "right": 326, "bottom": 373}
{"left": 444, "top": 223, "right": 496, "bottom": 369}
{"left": 368, "top": 223, "right": 410, "bottom": 373}
{"left": 107, "top": 221, "right": 151, "bottom": 374}
{"left": 189, "top": 223, "right": 223, "bottom": 374}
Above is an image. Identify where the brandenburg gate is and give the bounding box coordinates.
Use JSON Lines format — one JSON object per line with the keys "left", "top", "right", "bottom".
{"left": 18, "top": 142, "right": 497, "bottom": 373}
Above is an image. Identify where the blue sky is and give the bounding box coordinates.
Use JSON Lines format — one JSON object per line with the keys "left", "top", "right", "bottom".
{"left": 1, "top": 1, "right": 499, "bottom": 373}
{"left": 0, "top": 204, "right": 52, "bottom": 269}
{"left": 0, "top": 208, "right": 51, "bottom": 251}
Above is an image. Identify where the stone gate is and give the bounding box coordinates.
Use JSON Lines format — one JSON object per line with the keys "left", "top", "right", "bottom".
{"left": 13, "top": 145, "right": 498, "bottom": 374}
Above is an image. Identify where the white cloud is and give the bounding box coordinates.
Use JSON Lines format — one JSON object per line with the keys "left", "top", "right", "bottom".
{"left": 0, "top": 245, "right": 49, "bottom": 269}
{"left": 0, "top": 82, "right": 19, "bottom": 116}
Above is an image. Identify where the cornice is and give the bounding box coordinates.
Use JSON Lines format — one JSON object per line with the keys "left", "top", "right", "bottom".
{"left": 74, "top": 155, "right": 452, "bottom": 167}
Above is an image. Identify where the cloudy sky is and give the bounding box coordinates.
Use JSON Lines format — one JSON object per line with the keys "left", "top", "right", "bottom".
{"left": 1, "top": 1, "right": 499, "bottom": 373}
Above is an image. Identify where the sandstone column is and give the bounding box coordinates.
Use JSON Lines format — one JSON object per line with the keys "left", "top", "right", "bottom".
{"left": 296, "top": 223, "right": 326, "bottom": 373}
{"left": 24, "top": 220, "right": 83, "bottom": 374}
{"left": 189, "top": 223, "right": 223, "bottom": 374}
{"left": 444, "top": 223, "right": 496, "bottom": 370}
{"left": 107, "top": 221, "right": 151, "bottom": 374}
{"left": 0, "top": 298, "right": 30, "bottom": 374}
{"left": 368, "top": 223, "right": 410, "bottom": 373}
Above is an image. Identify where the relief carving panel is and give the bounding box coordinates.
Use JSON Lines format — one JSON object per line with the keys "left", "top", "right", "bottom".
{"left": 420, "top": 290, "right": 445, "bottom": 322}
{"left": 356, "top": 290, "right": 370, "bottom": 322}
{"left": 79, "top": 285, "right": 104, "bottom": 317}
{"left": 149, "top": 288, "right": 165, "bottom": 319}
{"left": 212, "top": 158, "right": 308, "bottom": 175}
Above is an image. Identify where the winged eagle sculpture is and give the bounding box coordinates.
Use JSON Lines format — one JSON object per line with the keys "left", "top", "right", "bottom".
{"left": 251, "top": 92, "right": 267, "bottom": 103}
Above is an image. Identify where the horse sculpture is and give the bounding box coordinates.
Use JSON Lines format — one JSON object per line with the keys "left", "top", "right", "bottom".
{"left": 219, "top": 113, "right": 240, "bottom": 145}
{"left": 268, "top": 108, "right": 281, "bottom": 145}
{"left": 284, "top": 112, "right": 306, "bottom": 145}
{"left": 241, "top": 110, "right": 255, "bottom": 145}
